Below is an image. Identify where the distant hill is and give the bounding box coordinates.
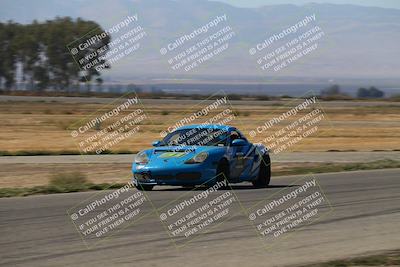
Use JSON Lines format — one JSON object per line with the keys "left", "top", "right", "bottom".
{"left": 1, "top": 0, "right": 400, "bottom": 81}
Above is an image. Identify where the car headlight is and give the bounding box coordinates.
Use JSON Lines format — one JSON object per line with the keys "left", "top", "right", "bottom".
{"left": 185, "top": 152, "right": 208, "bottom": 164}
{"left": 135, "top": 151, "right": 149, "bottom": 164}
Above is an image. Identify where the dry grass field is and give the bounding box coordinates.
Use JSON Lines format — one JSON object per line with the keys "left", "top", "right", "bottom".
{"left": 0, "top": 98, "right": 399, "bottom": 153}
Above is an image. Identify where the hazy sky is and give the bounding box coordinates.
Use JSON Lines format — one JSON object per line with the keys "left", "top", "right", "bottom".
{"left": 218, "top": 0, "right": 400, "bottom": 9}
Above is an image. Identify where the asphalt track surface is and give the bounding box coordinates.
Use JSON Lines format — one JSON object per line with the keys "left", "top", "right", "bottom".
{"left": 1, "top": 169, "right": 399, "bottom": 267}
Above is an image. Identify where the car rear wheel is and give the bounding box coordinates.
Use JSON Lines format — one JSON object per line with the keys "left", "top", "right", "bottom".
{"left": 252, "top": 154, "right": 271, "bottom": 188}
{"left": 136, "top": 184, "right": 154, "bottom": 191}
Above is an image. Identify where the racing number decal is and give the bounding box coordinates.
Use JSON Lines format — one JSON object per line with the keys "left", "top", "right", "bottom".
{"left": 159, "top": 152, "right": 187, "bottom": 158}
{"left": 235, "top": 152, "right": 245, "bottom": 169}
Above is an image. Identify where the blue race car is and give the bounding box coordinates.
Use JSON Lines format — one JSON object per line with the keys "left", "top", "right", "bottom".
{"left": 132, "top": 124, "right": 271, "bottom": 191}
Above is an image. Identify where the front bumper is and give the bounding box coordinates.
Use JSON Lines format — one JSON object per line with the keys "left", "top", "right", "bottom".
{"left": 132, "top": 163, "right": 216, "bottom": 186}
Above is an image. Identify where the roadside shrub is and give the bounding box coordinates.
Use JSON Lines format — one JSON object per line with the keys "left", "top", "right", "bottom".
{"left": 357, "top": 86, "right": 384, "bottom": 98}
{"left": 389, "top": 94, "right": 400, "bottom": 102}
{"left": 0, "top": 188, "right": 26, "bottom": 198}
{"left": 255, "top": 95, "right": 270, "bottom": 101}
{"left": 226, "top": 94, "right": 242, "bottom": 100}
{"left": 49, "top": 172, "right": 89, "bottom": 192}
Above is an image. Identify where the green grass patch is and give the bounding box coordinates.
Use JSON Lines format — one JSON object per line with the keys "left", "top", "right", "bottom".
{"left": 301, "top": 249, "right": 400, "bottom": 266}
{"left": 0, "top": 172, "right": 125, "bottom": 198}
{"left": 274, "top": 159, "right": 400, "bottom": 176}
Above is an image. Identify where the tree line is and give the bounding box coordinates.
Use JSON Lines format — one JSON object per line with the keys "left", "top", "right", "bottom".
{"left": 321, "top": 84, "right": 385, "bottom": 99}
{"left": 0, "top": 17, "right": 110, "bottom": 91}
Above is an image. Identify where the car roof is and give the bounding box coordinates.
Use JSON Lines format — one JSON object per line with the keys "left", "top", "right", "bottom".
{"left": 176, "top": 124, "right": 236, "bottom": 131}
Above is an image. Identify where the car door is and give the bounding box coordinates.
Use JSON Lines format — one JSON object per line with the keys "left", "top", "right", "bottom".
{"left": 228, "top": 131, "right": 254, "bottom": 180}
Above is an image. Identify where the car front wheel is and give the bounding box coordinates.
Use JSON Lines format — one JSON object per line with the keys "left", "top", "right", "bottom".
{"left": 252, "top": 154, "right": 271, "bottom": 188}
{"left": 215, "top": 159, "right": 230, "bottom": 187}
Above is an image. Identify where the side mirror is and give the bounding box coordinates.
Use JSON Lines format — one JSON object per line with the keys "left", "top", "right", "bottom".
{"left": 152, "top": 140, "right": 161, "bottom": 147}
{"left": 231, "top": 139, "right": 247, "bottom": 146}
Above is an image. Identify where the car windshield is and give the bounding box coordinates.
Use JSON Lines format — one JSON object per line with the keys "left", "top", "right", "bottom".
{"left": 160, "top": 128, "right": 229, "bottom": 146}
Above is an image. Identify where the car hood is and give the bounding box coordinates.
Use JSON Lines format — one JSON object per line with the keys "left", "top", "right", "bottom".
{"left": 146, "top": 145, "right": 225, "bottom": 165}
